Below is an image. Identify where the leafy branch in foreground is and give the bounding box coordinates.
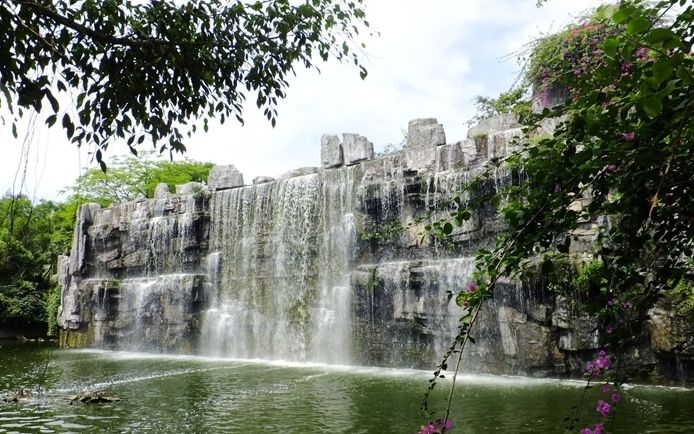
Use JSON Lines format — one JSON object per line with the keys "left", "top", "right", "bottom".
{"left": 0, "top": 0, "right": 371, "bottom": 166}
{"left": 421, "top": 0, "right": 693, "bottom": 432}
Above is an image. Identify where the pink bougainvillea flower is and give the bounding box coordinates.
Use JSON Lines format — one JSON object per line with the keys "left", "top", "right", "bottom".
{"left": 622, "top": 131, "right": 636, "bottom": 141}
{"left": 417, "top": 418, "right": 452, "bottom": 434}
{"left": 597, "top": 399, "right": 611, "bottom": 417}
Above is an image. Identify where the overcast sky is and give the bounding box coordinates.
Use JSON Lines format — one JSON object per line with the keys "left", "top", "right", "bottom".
{"left": 1, "top": 0, "right": 603, "bottom": 201}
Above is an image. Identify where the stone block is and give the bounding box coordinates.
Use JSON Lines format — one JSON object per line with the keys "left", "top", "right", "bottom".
{"left": 175, "top": 182, "right": 204, "bottom": 195}
{"left": 407, "top": 118, "right": 446, "bottom": 148}
{"left": 280, "top": 167, "right": 319, "bottom": 179}
{"left": 435, "top": 141, "right": 470, "bottom": 171}
{"left": 207, "top": 165, "right": 244, "bottom": 190}
{"left": 404, "top": 146, "right": 436, "bottom": 170}
{"left": 491, "top": 128, "right": 522, "bottom": 159}
{"left": 342, "top": 133, "right": 374, "bottom": 165}
{"left": 320, "top": 134, "right": 343, "bottom": 168}
{"left": 154, "top": 183, "right": 170, "bottom": 199}
{"left": 253, "top": 176, "right": 275, "bottom": 185}
{"left": 467, "top": 113, "right": 520, "bottom": 139}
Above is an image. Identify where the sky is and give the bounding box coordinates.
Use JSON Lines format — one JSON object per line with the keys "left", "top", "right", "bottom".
{"left": 0, "top": 0, "right": 604, "bottom": 201}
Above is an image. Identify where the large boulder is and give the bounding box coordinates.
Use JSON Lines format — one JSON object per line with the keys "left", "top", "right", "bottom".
{"left": 407, "top": 118, "right": 446, "bottom": 148}
{"left": 320, "top": 134, "right": 344, "bottom": 168}
{"left": 342, "top": 133, "right": 374, "bottom": 165}
{"left": 207, "top": 165, "right": 244, "bottom": 190}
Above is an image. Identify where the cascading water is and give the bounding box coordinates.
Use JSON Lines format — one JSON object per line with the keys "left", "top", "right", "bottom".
{"left": 201, "top": 167, "right": 360, "bottom": 363}
{"left": 57, "top": 116, "right": 683, "bottom": 381}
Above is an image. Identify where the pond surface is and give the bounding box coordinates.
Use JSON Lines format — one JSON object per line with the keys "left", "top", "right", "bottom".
{"left": 1, "top": 342, "right": 692, "bottom": 433}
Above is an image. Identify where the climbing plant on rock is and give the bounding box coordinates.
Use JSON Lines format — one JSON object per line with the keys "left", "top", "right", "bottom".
{"left": 0, "top": 0, "right": 370, "bottom": 166}
{"left": 423, "top": 0, "right": 693, "bottom": 432}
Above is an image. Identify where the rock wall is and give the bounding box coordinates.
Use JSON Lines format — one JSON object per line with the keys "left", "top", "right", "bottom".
{"left": 58, "top": 116, "right": 692, "bottom": 385}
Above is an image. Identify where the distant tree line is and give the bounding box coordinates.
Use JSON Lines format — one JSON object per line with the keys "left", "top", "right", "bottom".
{"left": 0, "top": 154, "right": 212, "bottom": 336}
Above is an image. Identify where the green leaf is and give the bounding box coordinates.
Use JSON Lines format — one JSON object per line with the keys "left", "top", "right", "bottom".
{"left": 45, "top": 114, "right": 57, "bottom": 127}
{"left": 652, "top": 59, "right": 673, "bottom": 85}
{"left": 642, "top": 95, "right": 662, "bottom": 118}
{"left": 603, "top": 37, "right": 619, "bottom": 59}
{"left": 646, "top": 28, "right": 678, "bottom": 45}
{"left": 61, "top": 113, "right": 75, "bottom": 139}
{"left": 612, "top": 6, "right": 633, "bottom": 24}
{"left": 443, "top": 222, "right": 453, "bottom": 235}
{"left": 45, "top": 91, "right": 59, "bottom": 113}
{"left": 595, "top": 4, "right": 616, "bottom": 20}
{"left": 626, "top": 16, "right": 650, "bottom": 34}
{"left": 359, "top": 65, "right": 367, "bottom": 79}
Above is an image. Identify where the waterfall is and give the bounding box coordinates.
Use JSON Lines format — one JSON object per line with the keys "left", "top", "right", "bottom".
{"left": 201, "top": 167, "right": 359, "bottom": 362}
{"left": 57, "top": 116, "right": 686, "bottom": 379}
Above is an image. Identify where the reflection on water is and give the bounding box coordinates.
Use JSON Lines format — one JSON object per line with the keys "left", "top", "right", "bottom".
{"left": 1, "top": 343, "right": 692, "bottom": 433}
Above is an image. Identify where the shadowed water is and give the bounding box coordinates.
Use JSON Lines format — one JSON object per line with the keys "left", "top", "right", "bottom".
{"left": 1, "top": 343, "right": 692, "bottom": 433}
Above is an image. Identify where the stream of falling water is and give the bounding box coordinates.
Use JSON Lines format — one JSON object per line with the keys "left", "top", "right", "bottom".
{"left": 200, "top": 167, "right": 359, "bottom": 363}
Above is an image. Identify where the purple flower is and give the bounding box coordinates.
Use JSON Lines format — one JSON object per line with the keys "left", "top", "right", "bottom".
{"left": 417, "top": 418, "right": 452, "bottom": 434}
{"left": 597, "top": 399, "right": 611, "bottom": 417}
{"left": 611, "top": 393, "right": 622, "bottom": 403}
{"left": 635, "top": 47, "right": 649, "bottom": 59}
{"left": 466, "top": 283, "right": 478, "bottom": 293}
{"left": 606, "top": 164, "right": 617, "bottom": 173}
{"left": 601, "top": 384, "right": 610, "bottom": 393}
{"left": 417, "top": 424, "right": 435, "bottom": 434}
{"left": 622, "top": 131, "right": 636, "bottom": 141}
{"left": 594, "top": 423, "right": 605, "bottom": 434}
{"left": 623, "top": 301, "right": 633, "bottom": 309}
{"left": 606, "top": 325, "right": 614, "bottom": 335}
{"left": 554, "top": 183, "right": 562, "bottom": 193}
{"left": 607, "top": 298, "right": 614, "bottom": 306}
{"left": 620, "top": 62, "right": 633, "bottom": 75}
{"left": 580, "top": 428, "right": 593, "bottom": 434}
{"left": 595, "top": 355, "right": 611, "bottom": 369}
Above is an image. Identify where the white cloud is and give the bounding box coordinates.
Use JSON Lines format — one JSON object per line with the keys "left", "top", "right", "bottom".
{"left": 1, "top": 0, "right": 604, "bottom": 200}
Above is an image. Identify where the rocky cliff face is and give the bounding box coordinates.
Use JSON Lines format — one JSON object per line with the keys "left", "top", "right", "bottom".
{"left": 58, "top": 116, "right": 692, "bottom": 384}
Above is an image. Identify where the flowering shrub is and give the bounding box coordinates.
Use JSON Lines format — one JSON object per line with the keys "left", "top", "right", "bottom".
{"left": 526, "top": 21, "right": 617, "bottom": 105}
{"left": 420, "top": 0, "right": 693, "bottom": 432}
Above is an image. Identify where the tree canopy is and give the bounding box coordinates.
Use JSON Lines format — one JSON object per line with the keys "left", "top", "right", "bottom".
{"left": 0, "top": 0, "right": 370, "bottom": 166}
{"left": 62, "top": 151, "right": 213, "bottom": 205}
{"left": 0, "top": 195, "right": 60, "bottom": 328}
